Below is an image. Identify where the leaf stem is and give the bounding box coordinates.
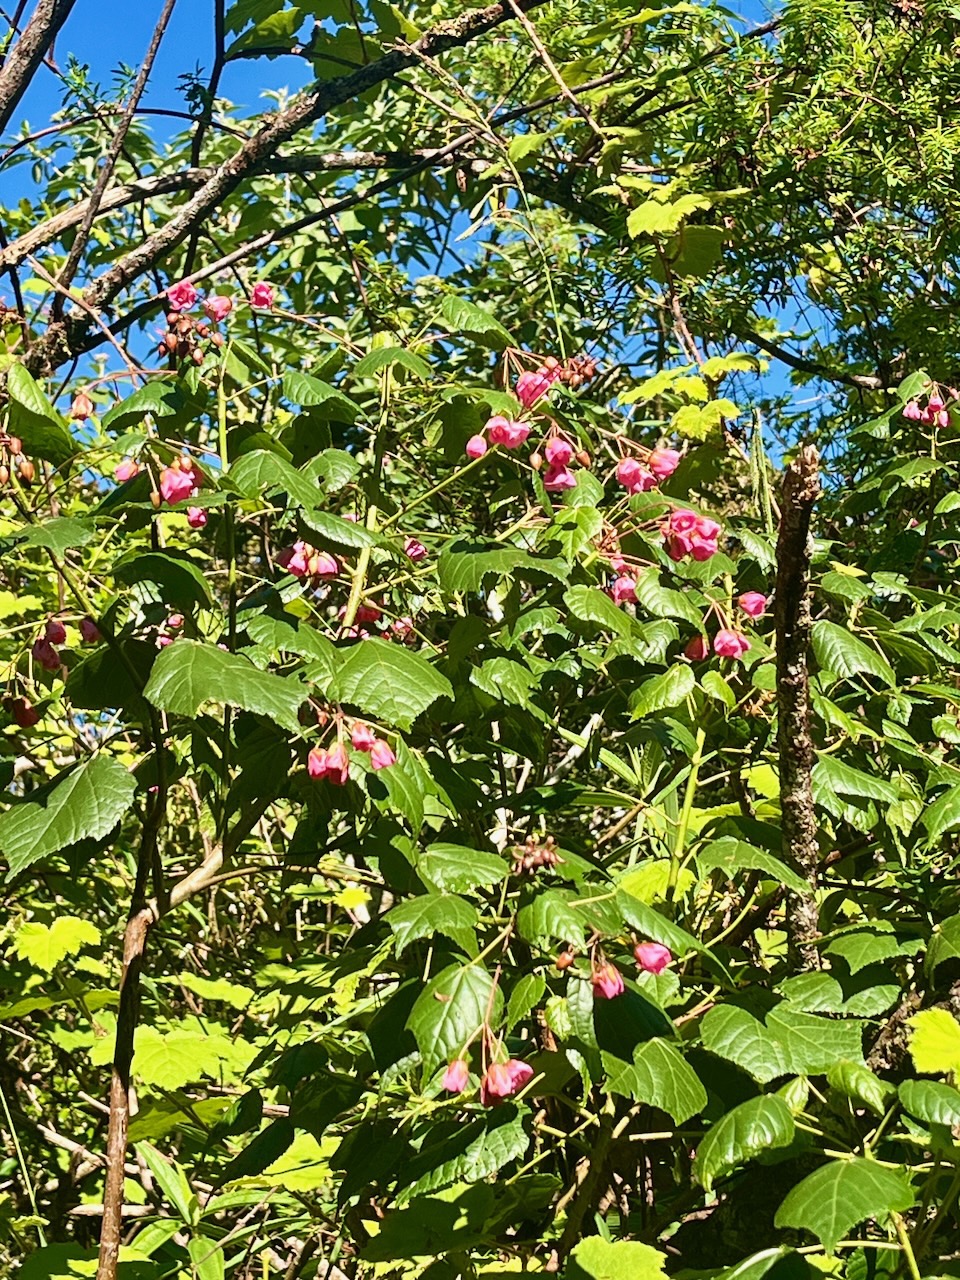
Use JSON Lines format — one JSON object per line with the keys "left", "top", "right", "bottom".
{"left": 667, "top": 725, "right": 706, "bottom": 901}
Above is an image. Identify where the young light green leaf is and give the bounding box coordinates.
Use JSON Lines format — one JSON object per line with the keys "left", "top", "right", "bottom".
{"left": 908, "top": 1008, "right": 960, "bottom": 1075}
{"left": 566, "top": 1237, "right": 669, "bottom": 1280}
{"left": 12, "top": 916, "right": 101, "bottom": 972}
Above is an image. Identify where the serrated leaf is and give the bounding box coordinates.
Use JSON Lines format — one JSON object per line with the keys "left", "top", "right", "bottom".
{"left": 827, "top": 1060, "right": 894, "bottom": 1115}
{"left": 7, "top": 363, "right": 75, "bottom": 464}
{"left": 626, "top": 192, "right": 714, "bottom": 237}
{"left": 400, "top": 1108, "right": 528, "bottom": 1199}
{"left": 114, "top": 550, "right": 213, "bottom": 608}
{"left": 297, "top": 509, "right": 383, "bottom": 549}
{"left": 701, "top": 1004, "right": 865, "bottom": 1083}
{"left": 12, "top": 916, "right": 101, "bottom": 972}
{"left": 823, "top": 928, "right": 918, "bottom": 974}
{"left": 386, "top": 894, "right": 478, "bottom": 955}
{"left": 774, "top": 1158, "right": 915, "bottom": 1252}
{"left": 812, "top": 757, "right": 898, "bottom": 805}
{"left": 909, "top": 1008, "right": 960, "bottom": 1075}
{"left": 416, "top": 844, "right": 506, "bottom": 893}
{"left": 281, "top": 371, "right": 360, "bottom": 420}
{"left": 566, "top": 1237, "right": 668, "bottom": 1280}
{"left": 1, "top": 755, "right": 136, "bottom": 881}
{"left": 334, "top": 638, "right": 452, "bottom": 730}
{"left": 698, "top": 838, "right": 809, "bottom": 895}
{"left": 922, "top": 785, "right": 960, "bottom": 843}
{"left": 437, "top": 295, "right": 513, "bottom": 347}
{"left": 925, "top": 914, "right": 960, "bottom": 975}
{"left": 407, "top": 963, "right": 504, "bottom": 1076}
{"left": 138, "top": 1142, "right": 199, "bottom": 1225}
{"left": 564, "top": 585, "right": 631, "bottom": 636}
{"left": 506, "top": 974, "right": 546, "bottom": 1032}
{"left": 634, "top": 567, "right": 703, "bottom": 626}
{"left": 812, "top": 621, "right": 896, "bottom": 687}
{"left": 693, "top": 1095, "right": 795, "bottom": 1191}
{"left": 17, "top": 518, "right": 95, "bottom": 556}
{"left": 898, "top": 1079, "right": 960, "bottom": 1127}
{"left": 517, "top": 889, "right": 588, "bottom": 948}
{"left": 631, "top": 663, "right": 695, "bottom": 718}
{"left": 354, "top": 347, "right": 431, "bottom": 380}
{"left": 144, "top": 641, "right": 303, "bottom": 732}
{"left": 604, "top": 1039, "right": 707, "bottom": 1124}
{"left": 228, "top": 449, "right": 320, "bottom": 509}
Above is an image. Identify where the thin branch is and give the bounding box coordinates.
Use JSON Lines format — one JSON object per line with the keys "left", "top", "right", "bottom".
{"left": 0, "top": 0, "right": 78, "bottom": 135}
{"left": 743, "top": 326, "right": 884, "bottom": 391}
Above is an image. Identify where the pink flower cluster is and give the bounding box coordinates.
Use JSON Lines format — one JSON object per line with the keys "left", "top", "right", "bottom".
{"left": 278, "top": 541, "right": 340, "bottom": 581}
{"left": 466, "top": 414, "right": 531, "bottom": 459}
{"left": 32, "top": 617, "right": 65, "bottom": 671}
{"left": 616, "top": 447, "right": 681, "bottom": 495}
{"left": 156, "top": 613, "right": 184, "bottom": 648}
{"left": 540, "top": 435, "right": 582, "bottom": 493}
{"left": 166, "top": 278, "right": 274, "bottom": 314}
{"left": 904, "top": 392, "right": 950, "bottom": 429}
{"left": 444, "top": 1056, "right": 534, "bottom": 1106}
{"left": 663, "top": 509, "right": 720, "bottom": 562}
{"left": 159, "top": 457, "right": 201, "bottom": 506}
{"left": 516, "top": 357, "right": 561, "bottom": 409}
{"left": 308, "top": 724, "right": 396, "bottom": 782}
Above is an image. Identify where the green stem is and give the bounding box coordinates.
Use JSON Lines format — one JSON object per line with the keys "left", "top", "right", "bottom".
{"left": 342, "top": 370, "right": 391, "bottom": 628}
{"left": 0, "top": 1079, "right": 46, "bottom": 1244}
{"left": 380, "top": 448, "right": 489, "bottom": 530}
{"left": 892, "top": 1212, "right": 922, "bottom": 1280}
{"left": 667, "top": 725, "right": 706, "bottom": 901}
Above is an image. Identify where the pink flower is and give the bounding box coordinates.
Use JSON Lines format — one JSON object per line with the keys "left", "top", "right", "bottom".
{"left": 592, "top": 962, "right": 625, "bottom": 1000}
{"left": 250, "top": 282, "right": 275, "bottom": 309}
{"left": 351, "top": 723, "right": 377, "bottom": 751}
{"left": 392, "top": 617, "right": 415, "bottom": 643}
{"left": 405, "top": 538, "right": 427, "bottom": 562}
{"left": 903, "top": 400, "right": 922, "bottom": 421}
{"left": 44, "top": 618, "right": 66, "bottom": 645}
{"left": 70, "top": 391, "right": 94, "bottom": 421}
{"left": 545, "top": 437, "right": 574, "bottom": 468}
{"left": 354, "top": 603, "right": 381, "bottom": 624}
{"left": 480, "top": 1059, "right": 534, "bottom": 1106}
{"left": 187, "top": 507, "right": 207, "bottom": 530}
{"left": 714, "top": 629, "right": 751, "bottom": 659}
{"left": 466, "top": 434, "right": 488, "bottom": 459}
{"left": 516, "top": 369, "right": 553, "bottom": 408}
{"left": 159, "top": 464, "right": 199, "bottom": 505}
{"left": 279, "top": 542, "right": 339, "bottom": 580}
{"left": 203, "top": 295, "right": 233, "bottom": 323}
{"left": 443, "top": 1059, "right": 470, "bottom": 1093}
{"left": 10, "top": 698, "right": 39, "bottom": 728}
{"left": 543, "top": 465, "right": 577, "bottom": 492}
{"left": 370, "top": 739, "right": 396, "bottom": 770}
{"left": 79, "top": 618, "right": 101, "bottom": 644}
{"left": 32, "top": 637, "right": 60, "bottom": 672}
{"left": 167, "top": 614, "right": 184, "bottom": 630}
{"left": 616, "top": 457, "right": 656, "bottom": 494}
{"left": 166, "top": 280, "right": 198, "bottom": 311}
{"left": 684, "top": 635, "right": 709, "bottom": 660}
{"left": 307, "top": 743, "right": 349, "bottom": 784}
{"left": 663, "top": 509, "right": 720, "bottom": 562}
{"left": 487, "top": 416, "right": 530, "bottom": 449}
{"left": 609, "top": 575, "right": 637, "bottom": 605}
{"left": 648, "top": 447, "right": 681, "bottom": 480}
{"left": 738, "top": 591, "right": 767, "bottom": 618}
{"left": 114, "top": 459, "right": 139, "bottom": 483}
{"left": 634, "top": 941, "right": 672, "bottom": 974}
{"left": 938, "top": 409, "right": 951, "bottom": 428}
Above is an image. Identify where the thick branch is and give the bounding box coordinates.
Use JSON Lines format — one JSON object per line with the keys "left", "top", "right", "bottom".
{"left": 775, "top": 445, "right": 822, "bottom": 971}
{"left": 0, "top": 0, "right": 78, "bottom": 136}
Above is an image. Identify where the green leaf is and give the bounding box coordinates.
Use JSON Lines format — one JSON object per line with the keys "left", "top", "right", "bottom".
{"left": 281, "top": 371, "right": 361, "bottom": 420}
{"left": 439, "top": 541, "right": 568, "bottom": 593}
{"left": 407, "top": 963, "right": 504, "bottom": 1076}
{"left": 518, "top": 889, "right": 589, "bottom": 948}
{"left": 400, "top": 1108, "right": 529, "bottom": 1199}
{"left": 634, "top": 567, "right": 703, "bottom": 626}
{"left": 604, "top": 1039, "right": 707, "bottom": 1124}
{"left": 700, "top": 1005, "right": 865, "bottom": 1083}
{"left": 627, "top": 192, "right": 714, "bottom": 237}
{"left": 826, "top": 1060, "right": 894, "bottom": 1115}
{"left": 823, "top": 927, "right": 918, "bottom": 974}
{"left": 188, "top": 1237, "right": 225, "bottom": 1280}
{"left": 564, "top": 585, "right": 631, "bottom": 636}
{"left": 774, "top": 1158, "right": 915, "bottom": 1252}
{"left": 925, "top": 914, "right": 960, "bottom": 975}
{"left": 898, "top": 1079, "right": 960, "bottom": 1128}
{"left": 437, "top": 295, "right": 513, "bottom": 347}
{"left": 228, "top": 449, "right": 320, "bottom": 509}
{"left": 693, "top": 1095, "right": 795, "bottom": 1191}
{"left": 1, "top": 754, "right": 136, "bottom": 881}
{"left": 334, "top": 638, "right": 452, "bottom": 730}
{"left": 631, "top": 663, "right": 695, "bottom": 718}
{"left": 17, "top": 517, "right": 95, "bottom": 556}
{"left": 565, "top": 1237, "right": 669, "bottom": 1280}
{"left": 12, "top": 916, "right": 101, "bottom": 971}
{"left": 298, "top": 509, "right": 383, "bottom": 549}
{"left": 137, "top": 1142, "right": 199, "bottom": 1225}
{"left": 354, "top": 347, "right": 431, "bottom": 380}
{"left": 471, "top": 657, "right": 536, "bottom": 707}
{"left": 922, "top": 785, "right": 960, "bottom": 843}
{"left": 386, "top": 894, "right": 479, "bottom": 955}
{"left": 506, "top": 974, "right": 547, "bottom": 1032}
{"left": 416, "top": 844, "right": 506, "bottom": 893}
{"left": 698, "top": 838, "right": 809, "bottom": 895}
{"left": 100, "top": 378, "right": 187, "bottom": 432}
{"left": 908, "top": 1008, "right": 960, "bottom": 1075}
{"left": 811, "top": 621, "right": 896, "bottom": 687}
{"left": 812, "top": 757, "right": 898, "bottom": 805}
{"left": 144, "top": 641, "right": 304, "bottom": 733}
{"left": 6, "top": 363, "right": 74, "bottom": 464}
{"left": 114, "top": 550, "right": 213, "bottom": 608}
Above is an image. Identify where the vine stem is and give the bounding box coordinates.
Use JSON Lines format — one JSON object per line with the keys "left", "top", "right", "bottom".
{"left": 892, "top": 1213, "right": 922, "bottom": 1280}
{"left": 667, "top": 725, "right": 706, "bottom": 902}
{"left": 0, "top": 1079, "right": 46, "bottom": 1244}
{"left": 342, "top": 369, "right": 391, "bottom": 629}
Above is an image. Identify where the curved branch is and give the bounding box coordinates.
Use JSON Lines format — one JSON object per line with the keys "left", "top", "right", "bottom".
{"left": 0, "top": 0, "right": 78, "bottom": 136}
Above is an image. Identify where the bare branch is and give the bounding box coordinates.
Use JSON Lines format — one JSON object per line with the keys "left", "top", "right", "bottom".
{"left": 0, "top": 0, "right": 78, "bottom": 135}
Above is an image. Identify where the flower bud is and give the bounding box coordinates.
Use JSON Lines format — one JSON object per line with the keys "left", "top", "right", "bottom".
{"left": 18, "top": 458, "right": 34, "bottom": 484}
{"left": 8, "top": 436, "right": 22, "bottom": 456}
{"left": 555, "top": 950, "right": 575, "bottom": 970}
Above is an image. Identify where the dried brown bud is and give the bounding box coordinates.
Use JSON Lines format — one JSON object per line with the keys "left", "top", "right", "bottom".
{"left": 555, "top": 950, "right": 575, "bottom": 970}
{"left": 576, "top": 450, "right": 591, "bottom": 469}
{"left": 543, "top": 356, "right": 560, "bottom": 371}
{"left": 150, "top": 489, "right": 162, "bottom": 508}
{"left": 0, "top": 464, "right": 9, "bottom": 485}
{"left": 164, "top": 331, "right": 179, "bottom": 352}
{"left": 8, "top": 436, "right": 22, "bottom": 456}
{"left": 17, "top": 458, "right": 35, "bottom": 484}
{"left": 191, "top": 349, "right": 204, "bottom": 366}
{"left": 529, "top": 451, "right": 542, "bottom": 471}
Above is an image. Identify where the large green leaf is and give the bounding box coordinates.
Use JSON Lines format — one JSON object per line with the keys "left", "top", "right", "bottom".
{"left": 398, "top": 1108, "right": 528, "bottom": 1200}
{"left": 908, "top": 1008, "right": 960, "bottom": 1075}
{"left": 898, "top": 1079, "right": 960, "bottom": 1128}
{"left": 12, "top": 916, "right": 101, "bottom": 971}
{"left": 6, "top": 363, "right": 75, "bottom": 464}
{"left": 281, "top": 371, "right": 361, "bottom": 420}
{"left": 698, "top": 838, "right": 808, "bottom": 895}
{"left": 565, "top": 1238, "right": 669, "bottom": 1280}
{"left": 144, "top": 641, "right": 304, "bottom": 732}
{"left": 826, "top": 1060, "right": 894, "bottom": 1116}
{"left": 18, "top": 517, "right": 95, "bottom": 556}
{"left": 564, "top": 585, "right": 632, "bottom": 636}
{"left": 1, "top": 755, "right": 136, "bottom": 881}
{"left": 416, "top": 844, "right": 506, "bottom": 893}
{"left": 353, "top": 347, "right": 431, "bottom": 380}
{"left": 922, "top": 785, "right": 960, "bottom": 843}
{"left": 228, "top": 449, "right": 320, "bottom": 509}
{"left": 631, "top": 663, "right": 695, "bottom": 718}
{"left": 812, "top": 756, "right": 899, "bottom": 805}
{"left": 407, "top": 963, "right": 503, "bottom": 1077}
{"left": 811, "top": 621, "right": 896, "bottom": 687}
{"left": 774, "top": 1158, "right": 915, "bottom": 1252}
{"left": 114, "top": 550, "right": 213, "bottom": 608}
{"left": 334, "top": 638, "right": 452, "bottom": 730}
{"left": 386, "top": 893, "right": 478, "bottom": 955}
{"left": 701, "top": 1004, "right": 864, "bottom": 1083}
{"left": 436, "top": 295, "right": 513, "bottom": 348}
{"left": 604, "top": 1039, "right": 707, "bottom": 1124}
{"left": 693, "top": 1095, "right": 795, "bottom": 1191}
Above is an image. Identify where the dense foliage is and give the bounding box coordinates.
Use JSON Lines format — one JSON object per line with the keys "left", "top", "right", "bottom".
{"left": 4, "top": 3, "right": 960, "bottom": 1279}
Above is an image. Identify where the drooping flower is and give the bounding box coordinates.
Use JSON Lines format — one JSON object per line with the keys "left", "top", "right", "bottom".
{"left": 516, "top": 369, "right": 553, "bottom": 408}
{"left": 487, "top": 416, "right": 530, "bottom": 449}
{"left": 32, "top": 637, "right": 60, "bottom": 672}
{"left": 203, "top": 295, "right": 233, "bottom": 323}
{"left": 543, "top": 465, "right": 577, "bottom": 492}
{"left": 684, "top": 635, "right": 710, "bottom": 660}
{"left": 480, "top": 1059, "right": 534, "bottom": 1106}
{"left": 114, "top": 458, "right": 140, "bottom": 483}
{"left": 713, "top": 629, "right": 751, "bottom": 659}
{"left": 187, "top": 507, "right": 207, "bottom": 530}
{"left": 79, "top": 618, "right": 101, "bottom": 644}
{"left": 738, "top": 591, "right": 768, "bottom": 618}
{"left": 159, "top": 463, "right": 199, "bottom": 505}
{"left": 465, "top": 434, "right": 488, "bottom": 459}
{"left": 609, "top": 575, "right": 637, "bottom": 605}
{"left": 351, "top": 723, "right": 377, "bottom": 752}
{"left": 443, "top": 1059, "right": 470, "bottom": 1094}
{"left": 647, "top": 447, "right": 681, "bottom": 480}
{"left": 278, "top": 541, "right": 340, "bottom": 580}
{"left": 166, "top": 279, "right": 198, "bottom": 311}
{"left": 545, "top": 437, "right": 574, "bottom": 468}
{"left": 616, "top": 457, "right": 656, "bottom": 494}
{"left": 307, "top": 743, "right": 350, "bottom": 784}
{"left": 370, "top": 739, "right": 396, "bottom": 770}
{"left": 902, "top": 400, "right": 922, "bottom": 422}
{"left": 70, "top": 391, "right": 94, "bottom": 421}
{"left": 634, "top": 941, "right": 672, "bottom": 974}
{"left": 592, "top": 962, "right": 625, "bottom": 1000}
{"left": 404, "top": 538, "right": 427, "bottom": 562}
{"left": 44, "top": 618, "right": 66, "bottom": 645}
{"left": 10, "top": 697, "right": 39, "bottom": 728}
{"left": 250, "top": 282, "right": 275, "bottom": 309}
{"left": 663, "top": 509, "right": 720, "bottom": 562}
